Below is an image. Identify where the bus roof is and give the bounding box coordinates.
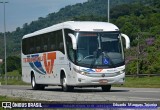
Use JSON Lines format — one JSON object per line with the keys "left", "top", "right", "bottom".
{"left": 22, "top": 21, "right": 119, "bottom": 39}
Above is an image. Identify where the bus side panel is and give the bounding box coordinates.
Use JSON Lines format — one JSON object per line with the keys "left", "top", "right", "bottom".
{"left": 40, "top": 51, "right": 66, "bottom": 85}
{"left": 22, "top": 54, "right": 31, "bottom": 83}
{"left": 66, "top": 62, "right": 78, "bottom": 85}
{"left": 22, "top": 51, "right": 67, "bottom": 85}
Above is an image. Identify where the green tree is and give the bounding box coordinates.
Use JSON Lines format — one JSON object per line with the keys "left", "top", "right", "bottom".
{"left": 1, "top": 56, "right": 21, "bottom": 74}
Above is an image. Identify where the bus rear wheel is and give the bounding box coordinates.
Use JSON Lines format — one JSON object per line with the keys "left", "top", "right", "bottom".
{"left": 101, "top": 85, "right": 111, "bottom": 92}
{"left": 62, "top": 75, "right": 74, "bottom": 92}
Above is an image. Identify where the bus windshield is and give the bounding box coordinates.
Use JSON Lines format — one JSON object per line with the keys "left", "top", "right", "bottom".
{"left": 76, "top": 32, "right": 124, "bottom": 68}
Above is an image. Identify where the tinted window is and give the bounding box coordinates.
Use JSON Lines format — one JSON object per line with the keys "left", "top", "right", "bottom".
{"left": 64, "top": 29, "right": 75, "bottom": 62}
{"left": 22, "top": 30, "right": 64, "bottom": 54}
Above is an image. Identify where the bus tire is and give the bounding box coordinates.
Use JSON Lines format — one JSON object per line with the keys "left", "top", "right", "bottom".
{"left": 62, "top": 75, "right": 74, "bottom": 92}
{"left": 31, "top": 74, "right": 39, "bottom": 90}
{"left": 101, "top": 85, "right": 111, "bottom": 92}
{"left": 39, "top": 85, "right": 45, "bottom": 90}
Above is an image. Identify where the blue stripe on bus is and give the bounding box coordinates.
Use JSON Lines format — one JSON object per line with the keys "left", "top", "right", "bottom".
{"left": 27, "top": 55, "right": 46, "bottom": 75}
{"left": 31, "top": 54, "right": 46, "bottom": 74}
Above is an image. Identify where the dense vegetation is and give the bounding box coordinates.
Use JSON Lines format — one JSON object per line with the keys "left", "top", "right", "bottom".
{"left": 1, "top": 56, "right": 21, "bottom": 74}
{"left": 0, "top": 0, "right": 159, "bottom": 75}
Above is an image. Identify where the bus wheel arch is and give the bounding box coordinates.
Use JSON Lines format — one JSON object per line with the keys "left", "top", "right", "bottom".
{"left": 60, "top": 70, "right": 74, "bottom": 92}
{"left": 31, "top": 71, "right": 34, "bottom": 81}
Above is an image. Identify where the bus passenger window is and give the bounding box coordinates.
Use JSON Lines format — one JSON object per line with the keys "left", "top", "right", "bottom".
{"left": 43, "top": 45, "right": 48, "bottom": 51}
{"left": 50, "top": 44, "right": 56, "bottom": 50}
{"left": 59, "top": 42, "right": 64, "bottom": 50}
{"left": 36, "top": 46, "right": 41, "bottom": 52}
{"left": 35, "top": 35, "right": 42, "bottom": 53}
{"left": 64, "top": 29, "right": 75, "bottom": 62}
{"left": 30, "top": 47, "right": 34, "bottom": 54}
{"left": 49, "top": 32, "right": 57, "bottom": 51}
{"left": 29, "top": 37, "right": 35, "bottom": 54}
{"left": 56, "top": 30, "right": 64, "bottom": 53}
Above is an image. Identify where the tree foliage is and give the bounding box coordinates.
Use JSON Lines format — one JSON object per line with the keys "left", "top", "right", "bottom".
{"left": 1, "top": 56, "right": 21, "bottom": 74}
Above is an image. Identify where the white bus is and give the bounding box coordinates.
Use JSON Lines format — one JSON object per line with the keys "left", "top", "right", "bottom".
{"left": 22, "top": 21, "right": 130, "bottom": 92}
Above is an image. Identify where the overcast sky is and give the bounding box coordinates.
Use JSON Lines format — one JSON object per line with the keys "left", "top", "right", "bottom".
{"left": 0, "top": 0, "right": 87, "bottom": 32}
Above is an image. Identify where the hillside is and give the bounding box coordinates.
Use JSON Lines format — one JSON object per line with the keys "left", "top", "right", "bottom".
{"left": 0, "top": 0, "right": 160, "bottom": 75}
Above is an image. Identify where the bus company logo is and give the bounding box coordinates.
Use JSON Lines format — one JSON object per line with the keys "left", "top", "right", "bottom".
{"left": 23, "top": 52, "right": 56, "bottom": 74}
{"left": 81, "top": 69, "right": 103, "bottom": 73}
{"left": 82, "top": 68, "right": 95, "bottom": 73}
{"left": 2, "top": 102, "right": 12, "bottom": 109}
{"left": 95, "top": 69, "right": 103, "bottom": 72}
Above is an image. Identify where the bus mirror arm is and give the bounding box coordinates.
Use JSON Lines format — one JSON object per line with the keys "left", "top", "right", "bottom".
{"left": 68, "top": 33, "right": 77, "bottom": 50}
{"left": 121, "top": 33, "right": 130, "bottom": 49}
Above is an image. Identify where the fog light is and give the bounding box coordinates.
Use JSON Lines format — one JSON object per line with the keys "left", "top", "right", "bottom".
{"left": 78, "top": 78, "right": 81, "bottom": 82}
{"left": 120, "top": 70, "right": 125, "bottom": 74}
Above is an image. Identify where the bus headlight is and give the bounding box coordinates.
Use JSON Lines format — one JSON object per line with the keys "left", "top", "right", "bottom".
{"left": 120, "top": 70, "right": 125, "bottom": 74}
{"left": 80, "top": 71, "right": 88, "bottom": 75}
{"left": 73, "top": 68, "right": 88, "bottom": 75}
{"left": 115, "top": 70, "right": 125, "bottom": 75}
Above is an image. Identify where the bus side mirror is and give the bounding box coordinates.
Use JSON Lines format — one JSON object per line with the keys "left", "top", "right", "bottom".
{"left": 121, "top": 33, "right": 130, "bottom": 49}
{"left": 68, "top": 33, "right": 77, "bottom": 50}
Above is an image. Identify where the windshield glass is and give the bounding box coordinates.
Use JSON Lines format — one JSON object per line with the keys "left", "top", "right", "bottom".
{"left": 76, "top": 32, "right": 124, "bottom": 68}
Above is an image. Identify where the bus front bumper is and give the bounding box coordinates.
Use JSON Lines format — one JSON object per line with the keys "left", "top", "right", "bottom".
{"left": 71, "top": 73, "right": 125, "bottom": 86}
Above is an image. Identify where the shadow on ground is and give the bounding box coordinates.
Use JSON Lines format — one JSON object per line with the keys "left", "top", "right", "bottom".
{"left": 29, "top": 87, "right": 129, "bottom": 93}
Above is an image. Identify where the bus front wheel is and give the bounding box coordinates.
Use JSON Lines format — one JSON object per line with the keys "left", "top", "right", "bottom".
{"left": 101, "top": 85, "right": 111, "bottom": 92}
{"left": 62, "top": 75, "right": 74, "bottom": 92}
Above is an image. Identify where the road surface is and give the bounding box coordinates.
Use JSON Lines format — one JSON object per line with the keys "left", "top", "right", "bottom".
{"left": 0, "top": 85, "right": 160, "bottom": 101}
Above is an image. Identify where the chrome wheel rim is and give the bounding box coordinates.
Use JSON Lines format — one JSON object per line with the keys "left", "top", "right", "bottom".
{"left": 32, "top": 77, "right": 35, "bottom": 87}
{"left": 63, "top": 77, "right": 67, "bottom": 88}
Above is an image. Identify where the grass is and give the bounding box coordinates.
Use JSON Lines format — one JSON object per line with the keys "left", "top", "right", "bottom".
{"left": 0, "top": 79, "right": 28, "bottom": 85}
{"left": 0, "top": 70, "right": 28, "bottom": 85}
{"left": 7, "top": 70, "right": 21, "bottom": 76}
{"left": 115, "top": 76, "right": 160, "bottom": 88}
{"left": 0, "top": 96, "right": 25, "bottom": 101}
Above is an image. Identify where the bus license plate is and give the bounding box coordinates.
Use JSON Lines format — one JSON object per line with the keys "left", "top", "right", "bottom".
{"left": 99, "top": 79, "right": 108, "bottom": 84}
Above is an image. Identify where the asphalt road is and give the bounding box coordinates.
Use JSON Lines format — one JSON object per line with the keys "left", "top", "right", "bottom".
{"left": 0, "top": 85, "right": 160, "bottom": 101}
